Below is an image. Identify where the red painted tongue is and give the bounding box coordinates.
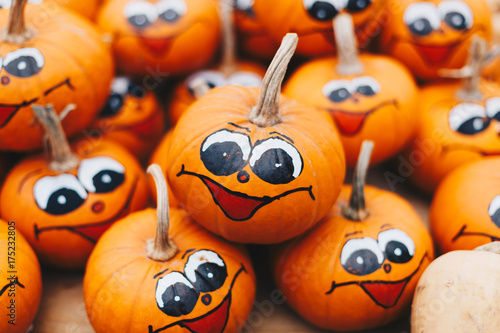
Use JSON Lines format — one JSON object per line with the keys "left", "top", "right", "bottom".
{"left": 0, "top": 106, "right": 18, "bottom": 127}
{"left": 202, "top": 178, "right": 264, "bottom": 221}
{"left": 74, "top": 221, "right": 115, "bottom": 242}
{"left": 183, "top": 296, "right": 230, "bottom": 333}
{"left": 415, "top": 44, "right": 452, "bottom": 63}
{"left": 331, "top": 111, "right": 367, "bottom": 136}
{"left": 361, "top": 280, "right": 408, "bottom": 308}
{"left": 140, "top": 38, "right": 172, "bottom": 55}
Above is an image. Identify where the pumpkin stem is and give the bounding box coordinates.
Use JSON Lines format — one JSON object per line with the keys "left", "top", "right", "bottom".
{"left": 474, "top": 242, "right": 500, "bottom": 255}
{"left": 219, "top": 0, "right": 237, "bottom": 76}
{"left": 146, "top": 164, "right": 178, "bottom": 262}
{"left": 343, "top": 141, "right": 374, "bottom": 221}
{"left": 334, "top": 13, "right": 363, "bottom": 76}
{"left": 248, "top": 33, "right": 298, "bottom": 127}
{"left": 31, "top": 104, "right": 80, "bottom": 173}
{"left": 2, "top": 0, "right": 35, "bottom": 44}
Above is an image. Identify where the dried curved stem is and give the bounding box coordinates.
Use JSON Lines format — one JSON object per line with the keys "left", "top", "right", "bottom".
{"left": 146, "top": 164, "right": 178, "bottom": 262}
{"left": 219, "top": 0, "right": 237, "bottom": 76}
{"left": 248, "top": 33, "right": 298, "bottom": 127}
{"left": 334, "top": 13, "right": 363, "bottom": 76}
{"left": 2, "top": 0, "right": 35, "bottom": 44}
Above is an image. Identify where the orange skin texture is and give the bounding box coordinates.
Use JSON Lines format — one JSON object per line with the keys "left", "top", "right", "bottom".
{"left": 252, "top": 0, "right": 387, "bottom": 56}
{"left": 54, "top": 0, "right": 101, "bottom": 19}
{"left": 0, "top": 140, "right": 149, "bottom": 269}
{"left": 406, "top": 80, "right": 500, "bottom": 194}
{"left": 166, "top": 86, "right": 346, "bottom": 244}
{"left": 284, "top": 55, "right": 418, "bottom": 167}
{"left": 273, "top": 185, "right": 434, "bottom": 331}
{"left": 0, "top": 219, "right": 42, "bottom": 333}
{"left": 169, "top": 61, "right": 266, "bottom": 125}
{"left": 0, "top": 3, "right": 114, "bottom": 151}
{"left": 97, "top": 0, "right": 221, "bottom": 76}
{"left": 430, "top": 157, "right": 500, "bottom": 253}
{"left": 380, "top": 0, "right": 492, "bottom": 81}
{"left": 84, "top": 207, "right": 256, "bottom": 333}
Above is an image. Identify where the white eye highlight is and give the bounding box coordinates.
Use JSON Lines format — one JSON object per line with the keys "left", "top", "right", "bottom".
{"left": 111, "top": 77, "right": 130, "bottom": 95}
{"left": 227, "top": 72, "right": 263, "bottom": 87}
{"left": 155, "top": 272, "right": 194, "bottom": 308}
{"left": 378, "top": 229, "right": 415, "bottom": 257}
{"left": 438, "top": 1, "right": 473, "bottom": 30}
{"left": 184, "top": 250, "right": 225, "bottom": 283}
{"left": 77, "top": 157, "right": 125, "bottom": 193}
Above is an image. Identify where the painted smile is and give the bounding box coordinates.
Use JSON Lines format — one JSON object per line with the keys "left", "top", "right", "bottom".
{"left": 328, "top": 100, "right": 398, "bottom": 136}
{"left": 325, "top": 253, "right": 429, "bottom": 309}
{"left": 411, "top": 40, "right": 462, "bottom": 63}
{"left": 452, "top": 225, "right": 500, "bottom": 243}
{"left": 139, "top": 36, "right": 175, "bottom": 55}
{"left": 33, "top": 179, "right": 138, "bottom": 243}
{"left": 177, "top": 165, "right": 315, "bottom": 221}
{"left": 149, "top": 264, "right": 247, "bottom": 333}
{"left": 0, "top": 78, "right": 74, "bottom": 129}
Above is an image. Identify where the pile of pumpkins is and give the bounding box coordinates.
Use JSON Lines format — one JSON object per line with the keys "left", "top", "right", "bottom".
{"left": 0, "top": 0, "right": 499, "bottom": 332}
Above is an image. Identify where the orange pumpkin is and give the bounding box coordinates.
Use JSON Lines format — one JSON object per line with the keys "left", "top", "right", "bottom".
{"left": 0, "top": 105, "right": 149, "bottom": 269}
{"left": 380, "top": 0, "right": 492, "bottom": 81}
{"left": 407, "top": 37, "right": 500, "bottom": 193}
{"left": 273, "top": 142, "right": 434, "bottom": 331}
{"left": 430, "top": 157, "right": 500, "bottom": 253}
{"left": 84, "top": 164, "right": 256, "bottom": 333}
{"left": 89, "top": 76, "right": 164, "bottom": 162}
{"left": 252, "top": 0, "right": 387, "bottom": 56}
{"left": 0, "top": 218, "right": 42, "bottom": 333}
{"left": 58, "top": 0, "right": 101, "bottom": 19}
{"left": 97, "top": 0, "right": 221, "bottom": 76}
{"left": 165, "top": 34, "right": 346, "bottom": 244}
{"left": 0, "top": 0, "right": 114, "bottom": 151}
{"left": 284, "top": 14, "right": 418, "bottom": 167}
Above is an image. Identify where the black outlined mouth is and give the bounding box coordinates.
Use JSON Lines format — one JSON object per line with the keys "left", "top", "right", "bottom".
{"left": 0, "top": 277, "right": 24, "bottom": 297}
{"left": 452, "top": 224, "right": 500, "bottom": 243}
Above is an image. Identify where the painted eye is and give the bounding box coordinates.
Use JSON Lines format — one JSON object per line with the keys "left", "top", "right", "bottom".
{"left": 157, "top": 0, "right": 187, "bottom": 23}
{"left": 488, "top": 195, "right": 500, "bottom": 228}
{"left": 34, "top": 175, "right": 88, "bottom": 215}
{"left": 124, "top": 1, "right": 157, "bottom": 28}
{"left": 303, "top": 0, "right": 343, "bottom": 21}
{"left": 346, "top": 0, "right": 372, "bottom": 13}
{"left": 99, "top": 94, "right": 124, "bottom": 118}
{"left": 155, "top": 272, "right": 198, "bottom": 317}
{"left": 449, "top": 103, "right": 490, "bottom": 135}
{"left": 127, "top": 81, "right": 146, "bottom": 99}
{"left": 186, "top": 70, "right": 227, "bottom": 95}
{"left": 486, "top": 97, "right": 500, "bottom": 121}
{"left": 352, "top": 76, "right": 380, "bottom": 96}
{"left": 78, "top": 157, "right": 125, "bottom": 193}
{"left": 340, "top": 237, "right": 384, "bottom": 276}
{"left": 184, "top": 250, "right": 228, "bottom": 293}
{"left": 439, "top": 1, "right": 473, "bottom": 31}
{"left": 378, "top": 229, "right": 415, "bottom": 264}
{"left": 0, "top": 0, "right": 10, "bottom": 9}
{"left": 201, "top": 130, "right": 252, "bottom": 176}
{"left": 403, "top": 3, "right": 440, "bottom": 36}
{"left": 323, "top": 79, "right": 352, "bottom": 102}
{"left": 3, "top": 47, "right": 44, "bottom": 78}
{"left": 227, "top": 72, "right": 263, "bottom": 87}
{"left": 234, "top": 0, "right": 254, "bottom": 11}
{"left": 249, "top": 138, "right": 303, "bottom": 185}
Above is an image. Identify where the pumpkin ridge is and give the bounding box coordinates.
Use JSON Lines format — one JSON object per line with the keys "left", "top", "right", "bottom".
{"left": 127, "top": 264, "right": 155, "bottom": 333}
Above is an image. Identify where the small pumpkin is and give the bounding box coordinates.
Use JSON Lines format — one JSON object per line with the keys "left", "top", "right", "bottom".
{"left": 411, "top": 242, "right": 500, "bottom": 332}
{"left": 90, "top": 76, "right": 164, "bottom": 162}
{"left": 252, "top": 0, "right": 387, "bottom": 56}
{"left": 59, "top": 0, "right": 101, "bottom": 19}
{"left": 284, "top": 13, "right": 419, "bottom": 167}
{"left": 0, "top": 0, "right": 114, "bottom": 151}
{"left": 380, "top": 0, "right": 492, "bottom": 81}
{"left": 0, "top": 218, "right": 42, "bottom": 333}
{"left": 407, "top": 37, "right": 500, "bottom": 193}
{"left": 0, "top": 104, "right": 149, "bottom": 269}
{"left": 84, "top": 164, "right": 256, "bottom": 333}
{"left": 430, "top": 157, "right": 500, "bottom": 253}
{"left": 165, "top": 34, "right": 346, "bottom": 244}
{"left": 97, "top": 0, "right": 221, "bottom": 76}
{"left": 273, "top": 141, "right": 434, "bottom": 331}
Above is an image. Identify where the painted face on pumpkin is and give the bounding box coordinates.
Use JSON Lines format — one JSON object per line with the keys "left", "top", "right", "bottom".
{"left": 186, "top": 70, "right": 263, "bottom": 94}
{"left": 150, "top": 249, "right": 247, "bottom": 333}
{"left": 0, "top": 0, "right": 41, "bottom": 8}
{"left": 0, "top": 277, "right": 24, "bottom": 298}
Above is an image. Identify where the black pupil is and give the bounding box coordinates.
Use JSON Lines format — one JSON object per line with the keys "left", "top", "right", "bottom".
{"left": 343, "top": 249, "right": 380, "bottom": 276}
{"left": 5, "top": 56, "right": 42, "bottom": 78}
{"left": 190, "top": 263, "right": 228, "bottom": 293}
{"left": 457, "top": 117, "right": 490, "bottom": 135}
{"left": 100, "top": 94, "right": 123, "bottom": 118}
{"left": 251, "top": 148, "right": 296, "bottom": 185}
{"left": 357, "top": 85, "right": 376, "bottom": 96}
{"left": 385, "top": 241, "right": 413, "bottom": 264}
{"left": 160, "top": 9, "right": 180, "bottom": 22}
{"left": 328, "top": 88, "right": 351, "bottom": 102}
{"left": 188, "top": 79, "right": 217, "bottom": 95}
{"left": 128, "top": 83, "right": 146, "bottom": 98}
{"left": 347, "top": 0, "right": 371, "bottom": 13}
{"left": 489, "top": 202, "right": 500, "bottom": 228}
{"left": 92, "top": 170, "right": 124, "bottom": 193}
{"left": 307, "top": 1, "right": 338, "bottom": 21}
{"left": 45, "top": 188, "right": 85, "bottom": 215}
{"left": 129, "top": 14, "right": 150, "bottom": 28}
{"left": 201, "top": 141, "right": 246, "bottom": 176}
{"left": 445, "top": 12, "right": 467, "bottom": 30}
{"left": 409, "top": 18, "right": 433, "bottom": 36}
{"left": 158, "top": 282, "right": 198, "bottom": 317}
{"left": 493, "top": 111, "right": 500, "bottom": 121}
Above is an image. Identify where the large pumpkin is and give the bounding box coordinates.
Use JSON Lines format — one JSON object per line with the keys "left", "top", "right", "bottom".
{"left": 0, "top": 0, "right": 114, "bottom": 151}
{"left": 97, "top": 0, "right": 221, "bottom": 76}
{"left": 84, "top": 164, "right": 256, "bottom": 333}
{"left": 165, "top": 34, "right": 346, "bottom": 244}
{"left": 380, "top": 0, "right": 492, "bottom": 81}
{"left": 0, "top": 105, "right": 149, "bottom": 269}
{"left": 273, "top": 142, "right": 434, "bottom": 331}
